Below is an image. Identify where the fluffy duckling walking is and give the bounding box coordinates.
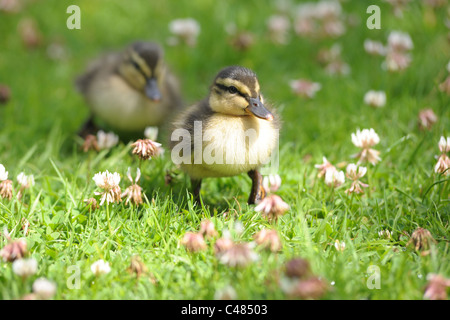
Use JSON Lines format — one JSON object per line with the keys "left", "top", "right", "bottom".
{"left": 170, "top": 66, "right": 280, "bottom": 204}
{"left": 76, "top": 41, "right": 182, "bottom": 138}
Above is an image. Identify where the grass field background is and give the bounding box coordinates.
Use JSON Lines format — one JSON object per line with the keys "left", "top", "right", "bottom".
{"left": 0, "top": 0, "right": 449, "bottom": 299}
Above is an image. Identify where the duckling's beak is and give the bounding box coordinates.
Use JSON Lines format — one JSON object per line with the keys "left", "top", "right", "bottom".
{"left": 145, "top": 78, "right": 161, "bottom": 102}
{"left": 246, "top": 98, "right": 273, "bottom": 121}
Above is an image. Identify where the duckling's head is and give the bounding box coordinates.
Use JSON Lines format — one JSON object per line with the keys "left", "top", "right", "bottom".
{"left": 118, "top": 41, "right": 165, "bottom": 101}
{"left": 208, "top": 66, "right": 273, "bottom": 121}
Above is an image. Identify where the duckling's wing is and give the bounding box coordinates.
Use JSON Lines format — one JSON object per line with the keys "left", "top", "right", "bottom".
{"left": 169, "top": 99, "right": 213, "bottom": 151}
{"left": 75, "top": 52, "right": 121, "bottom": 95}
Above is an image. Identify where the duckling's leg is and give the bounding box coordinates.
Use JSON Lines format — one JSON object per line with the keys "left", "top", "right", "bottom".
{"left": 191, "top": 178, "right": 202, "bottom": 204}
{"left": 78, "top": 116, "right": 99, "bottom": 138}
{"left": 248, "top": 169, "right": 265, "bottom": 204}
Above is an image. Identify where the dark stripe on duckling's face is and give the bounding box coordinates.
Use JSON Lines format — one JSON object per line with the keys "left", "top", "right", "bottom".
{"left": 128, "top": 49, "right": 163, "bottom": 102}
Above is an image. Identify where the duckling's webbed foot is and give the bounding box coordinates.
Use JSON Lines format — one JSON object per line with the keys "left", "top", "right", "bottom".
{"left": 248, "top": 169, "right": 265, "bottom": 205}
{"left": 191, "top": 178, "right": 202, "bottom": 204}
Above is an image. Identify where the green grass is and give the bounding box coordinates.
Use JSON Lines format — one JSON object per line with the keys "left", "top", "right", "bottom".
{"left": 0, "top": 0, "right": 449, "bottom": 300}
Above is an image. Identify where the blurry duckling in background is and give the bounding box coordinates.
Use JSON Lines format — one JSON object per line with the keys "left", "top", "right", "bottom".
{"left": 170, "top": 66, "right": 280, "bottom": 204}
{"left": 76, "top": 41, "right": 183, "bottom": 139}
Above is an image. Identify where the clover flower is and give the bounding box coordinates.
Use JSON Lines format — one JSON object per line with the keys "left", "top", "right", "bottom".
{"left": 314, "top": 156, "right": 335, "bottom": 178}
{"left": 214, "top": 235, "right": 234, "bottom": 256}
{"left": 218, "top": 242, "right": 258, "bottom": 268}
{"left": 83, "top": 197, "right": 99, "bottom": 210}
{"left": 214, "top": 285, "right": 238, "bottom": 300}
{"left": 16, "top": 172, "right": 34, "bottom": 200}
{"left": 0, "top": 164, "right": 8, "bottom": 181}
{"left": 383, "top": 31, "right": 413, "bottom": 72}
{"left": 127, "top": 256, "right": 148, "bottom": 279}
{"left": 378, "top": 229, "right": 392, "bottom": 239}
{"left": 168, "top": 18, "right": 200, "bottom": 47}
{"left": 181, "top": 232, "right": 207, "bottom": 253}
{"left": 199, "top": 219, "right": 218, "bottom": 239}
{"left": 334, "top": 239, "right": 346, "bottom": 252}
{"left": 267, "top": 15, "right": 290, "bottom": 44}
{"left": 294, "top": 1, "right": 345, "bottom": 39}
{"left": 32, "top": 278, "right": 56, "bottom": 300}
{"left": 17, "top": 172, "right": 34, "bottom": 189}
{"left": 144, "top": 126, "right": 159, "bottom": 141}
{"left": 289, "top": 79, "right": 321, "bottom": 98}
{"left": 407, "top": 228, "right": 436, "bottom": 255}
{"left": 254, "top": 194, "right": 290, "bottom": 221}
{"left": 418, "top": 108, "right": 438, "bottom": 131}
{"left": 0, "top": 165, "right": 12, "bottom": 200}
{"left": 262, "top": 174, "right": 282, "bottom": 193}
{"left": 387, "top": 31, "right": 414, "bottom": 52}
{"left": 92, "top": 170, "right": 121, "bottom": 205}
{"left": 351, "top": 128, "right": 381, "bottom": 165}
{"left": 364, "top": 90, "right": 386, "bottom": 108}
{"left": 90, "top": 259, "right": 111, "bottom": 276}
{"left": 131, "top": 139, "right": 162, "bottom": 160}
{"left": 434, "top": 136, "right": 450, "bottom": 175}
{"left": 424, "top": 274, "right": 450, "bottom": 300}
{"left": 12, "top": 258, "right": 37, "bottom": 278}
{"left": 325, "top": 168, "right": 345, "bottom": 188}
{"left": 97, "top": 130, "right": 119, "bottom": 150}
{"left": 345, "top": 163, "right": 369, "bottom": 194}
{"left": 253, "top": 229, "right": 282, "bottom": 252}
{"left": 364, "top": 39, "right": 386, "bottom": 56}
{"left": 121, "top": 168, "right": 143, "bottom": 206}
{"left": 1, "top": 238, "right": 27, "bottom": 262}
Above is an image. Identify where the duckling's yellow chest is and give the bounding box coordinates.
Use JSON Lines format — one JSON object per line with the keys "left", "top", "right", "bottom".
{"left": 178, "top": 114, "right": 278, "bottom": 178}
{"left": 87, "top": 75, "right": 168, "bottom": 131}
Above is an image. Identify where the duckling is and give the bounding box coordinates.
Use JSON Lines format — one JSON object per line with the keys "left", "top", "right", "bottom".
{"left": 170, "top": 66, "right": 280, "bottom": 204}
{"left": 76, "top": 41, "right": 183, "bottom": 138}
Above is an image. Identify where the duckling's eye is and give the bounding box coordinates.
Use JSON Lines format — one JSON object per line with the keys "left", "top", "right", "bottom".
{"left": 228, "top": 86, "right": 238, "bottom": 94}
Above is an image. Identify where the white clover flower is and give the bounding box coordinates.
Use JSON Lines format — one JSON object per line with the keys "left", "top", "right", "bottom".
{"left": 144, "top": 126, "right": 159, "bottom": 141}
{"left": 364, "top": 39, "right": 386, "bottom": 56}
{"left": 438, "top": 136, "right": 450, "bottom": 154}
{"left": 218, "top": 242, "right": 258, "bottom": 268}
{"left": 92, "top": 170, "right": 121, "bottom": 205}
{"left": 131, "top": 139, "right": 162, "bottom": 160}
{"left": 387, "top": 31, "right": 413, "bottom": 52}
{"left": 121, "top": 167, "right": 143, "bottom": 206}
{"left": 289, "top": 79, "right": 321, "bottom": 98}
{"left": 168, "top": 18, "right": 200, "bottom": 47}
{"left": 267, "top": 15, "right": 291, "bottom": 44}
{"left": 96, "top": 130, "right": 119, "bottom": 150}
{"left": 263, "top": 174, "right": 282, "bottom": 193}
{"left": 346, "top": 163, "right": 367, "bottom": 180}
{"left": 351, "top": 129, "right": 380, "bottom": 149}
{"left": 254, "top": 194, "right": 290, "bottom": 221}
{"left": 32, "top": 278, "right": 56, "bottom": 299}
{"left": 90, "top": 259, "right": 111, "bottom": 276}
{"left": 364, "top": 90, "right": 386, "bottom": 108}
{"left": 334, "top": 239, "right": 345, "bottom": 252}
{"left": 214, "top": 285, "right": 238, "bottom": 300}
{"left": 12, "top": 258, "right": 38, "bottom": 278}
{"left": 351, "top": 128, "right": 382, "bottom": 165}
{"left": 0, "top": 164, "right": 8, "bottom": 181}
{"left": 325, "top": 168, "right": 345, "bottom": 188}
{"left": 17, "top": 172, "right": 34, "bottom": 188}
{"left": 378, "top": 230, "right": 392, "bottom": 239}
{"left": 345, "top": 163, "right": 369, "bottom": 194}
{"left": 384, "top": 50, "right": 412, "bottom": 72}
{"left": 315, "top": 156, "right": 335, "bottom": 178}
